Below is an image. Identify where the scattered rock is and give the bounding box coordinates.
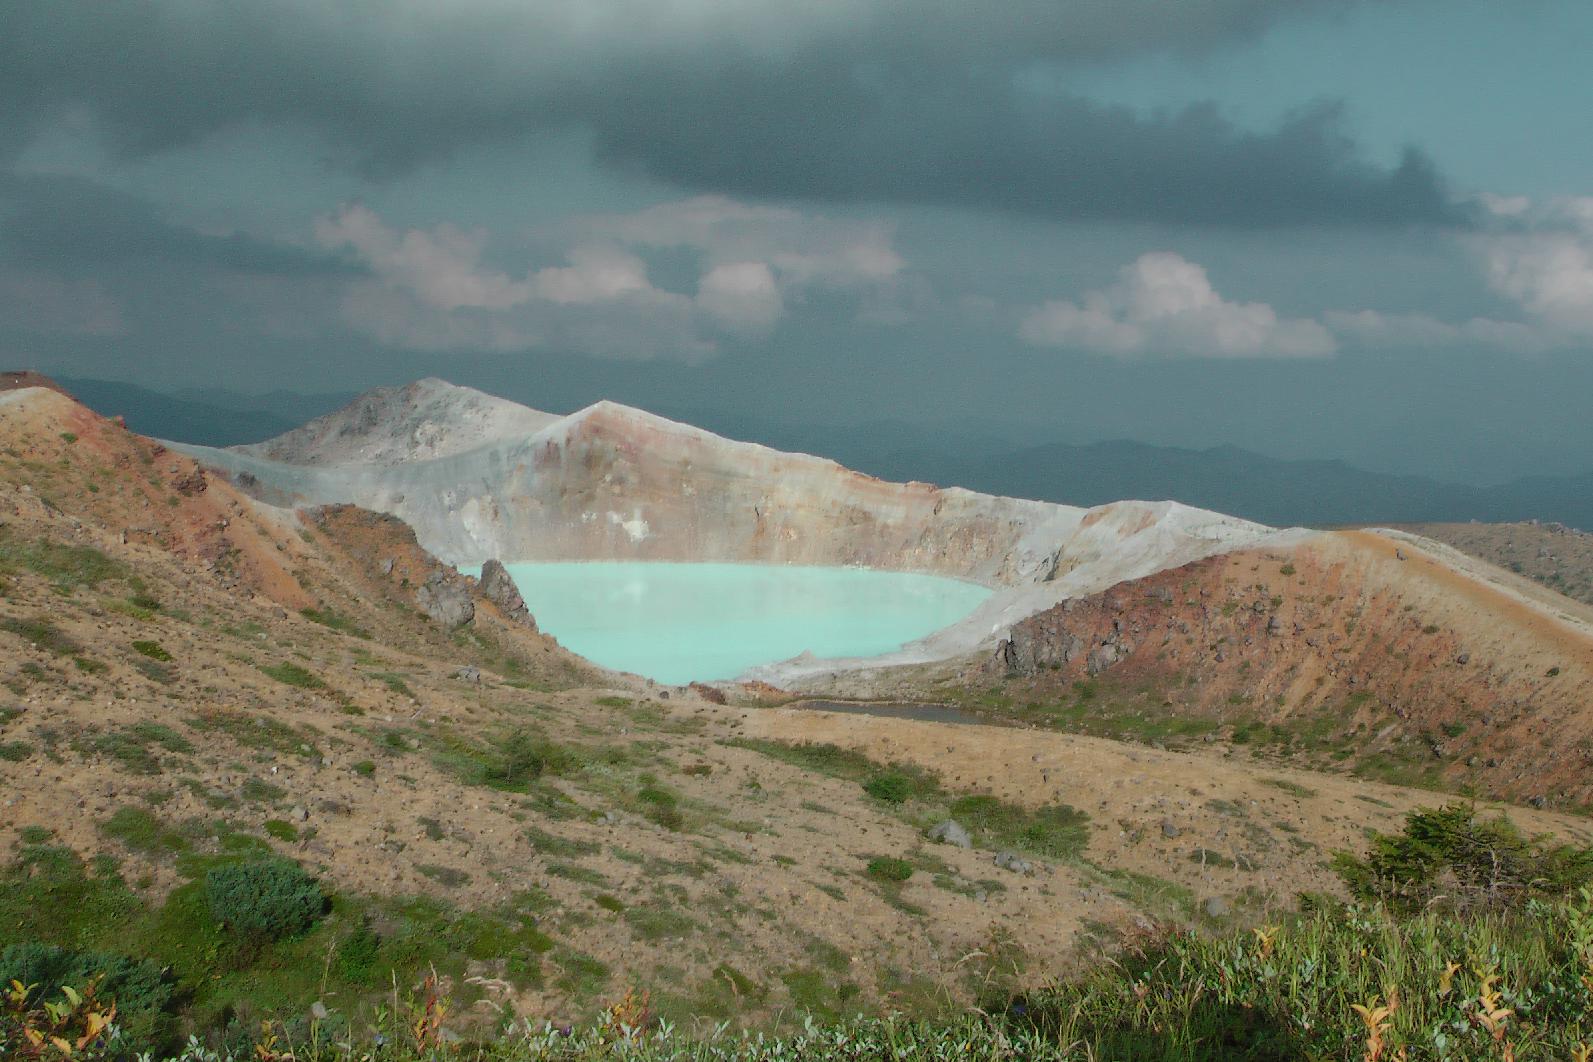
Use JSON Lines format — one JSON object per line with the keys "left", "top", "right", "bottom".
{"left": 290, "top": 804, "right": 309, "bottom": 823}
{"left": 994, "top": 850, "right": 1033, "bottom": 875}
{"left": 1160, "top": 820, "right": 1181, "bottom": 839}
{"left": 453, "top": 666, "right": 481, "bottom": 684}
{"left": 927, "top": 820, "right": 972, "bottom": 849}
{"left": 1202, "top": 896, "right": 1230, "bottom": 918}
{"left": 310, "top": 1001, "right": 329, "bottom": 1021}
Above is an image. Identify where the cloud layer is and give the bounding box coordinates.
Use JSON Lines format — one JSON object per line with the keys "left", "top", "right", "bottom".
{"left": 0, "top": 1, "right": 1451, "bottom": 228}
{"left": 312, "top": 197, "right": 905, "bottom": 358}
{"left": 1021, "top": 252, "right": 1336, "bottom": 358}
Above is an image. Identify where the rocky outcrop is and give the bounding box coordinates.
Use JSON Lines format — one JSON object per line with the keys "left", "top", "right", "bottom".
{"left": 479, "top": 558, "right": 536, "bottom": 630}
{"left": 415, "top": 571, "right": 475, "bottom": 630}
{"left": 995, "top": 606, "right": 1085, "bottom": 675}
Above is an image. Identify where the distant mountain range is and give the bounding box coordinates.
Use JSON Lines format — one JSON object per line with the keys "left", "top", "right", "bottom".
{"left": 54, "top": 376, "right": 352, "bottom": 448}
{"left": 50, "top": 375, "right": 1593, "bottom": 530}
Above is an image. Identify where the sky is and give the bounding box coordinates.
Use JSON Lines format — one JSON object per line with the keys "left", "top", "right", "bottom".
{"left": 3, "top": 0, "right": 1593, "bottom": 484}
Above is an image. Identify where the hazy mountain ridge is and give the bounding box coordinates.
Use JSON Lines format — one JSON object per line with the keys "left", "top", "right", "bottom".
{"left": 51, "top": 376, "right": 1593, "bottom": 528}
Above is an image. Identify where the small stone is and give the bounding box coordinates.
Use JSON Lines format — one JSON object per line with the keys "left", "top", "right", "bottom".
{"left": 994, "top": 850, "right": 1033, "bottom": 875}
{"left": 1202, "top": 896, "right": 1230, "bottom": 918}
{"left": 927, "top": 820, "right": 972, "bottom": 849}
{"left": 453, "top": 666, "right": 481, "bottom": 683}
{"left": 1160, "top": 820, "right": 1180, "bottom": 839}
{"left": 290, "top": 804, "right": 309, "bottom": 822}
{"left": 310, "top": 1001, "right": 329, "bottom": 1021}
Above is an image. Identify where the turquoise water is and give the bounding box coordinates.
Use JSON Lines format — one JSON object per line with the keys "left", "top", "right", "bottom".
{"left": 492, "top": 562, "right": 992, "bottom": 685}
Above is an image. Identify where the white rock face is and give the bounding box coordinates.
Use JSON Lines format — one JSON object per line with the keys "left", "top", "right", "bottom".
{"left": 233, "top": 377, "right": 562, "bottom": 467}
{"left": 171, "top": 379, "right": 1300, "bottom": 679}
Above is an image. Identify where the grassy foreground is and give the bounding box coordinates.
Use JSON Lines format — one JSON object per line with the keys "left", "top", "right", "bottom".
{"left": 6, "top": 806, "right": 1593, "bottom": 1061}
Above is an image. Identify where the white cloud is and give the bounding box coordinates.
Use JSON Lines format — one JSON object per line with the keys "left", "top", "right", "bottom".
{"left": 1475, "top": 197, "right": 1593, "bottom": 338}
{"left": 696, "top": 261, "right": 784, "bottom": 333}
{"left": 312, "top": 197, "right": 906, "bottom": 357}
{"left": 530, "top": 244, "right": 657, "bottom": 305}
{"left": 1019, "top": 252, "right": 1335, "bottom": 359}
{"left": 314, "top": 204, "right": 530, "bottom": 311}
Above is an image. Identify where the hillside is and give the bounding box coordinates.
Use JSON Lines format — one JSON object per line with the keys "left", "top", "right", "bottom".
{"left": 8, "top": 379, "right": 1592, "bottom": 1054}
{"left": 1399, "top": 520, "right": 1593, "bottom": 606}
{"left": 161, "top": 378, "right": 1593, "bottom": 811}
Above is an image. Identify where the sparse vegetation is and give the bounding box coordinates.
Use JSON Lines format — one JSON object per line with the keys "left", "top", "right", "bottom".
{"left": 865, "top": 856, "right": 913, "bottom": 882}
{"left": 299, "top": 606, "right": 371, "bottom": 639}
{"left": 258, "top": 661, "right": 327, "bottom": 689}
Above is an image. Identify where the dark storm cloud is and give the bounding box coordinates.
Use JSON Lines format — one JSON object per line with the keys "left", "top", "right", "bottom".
{"left": 1, "top": 1, "right": 1453, "bottom": 227}
{"left": 588, "top": 72, "right": 1457, "bottom": 228}
{"left": 0, "top": 173, "right": 357, "bottom": 276}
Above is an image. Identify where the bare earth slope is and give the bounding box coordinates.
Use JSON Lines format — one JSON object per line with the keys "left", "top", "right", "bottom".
{"left": 826, "top": 528, "right": 1593, "bottom": 810}
{"left": 1398, "top": 520, "right": 1593, "bottom": 607}
{"left": 4, "top": 381, "right": 1592, "bottom": 1043}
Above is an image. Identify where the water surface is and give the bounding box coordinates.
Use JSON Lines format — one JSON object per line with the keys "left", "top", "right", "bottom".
{"left": 493, "top": 562, "right": 991, "bottom": 685}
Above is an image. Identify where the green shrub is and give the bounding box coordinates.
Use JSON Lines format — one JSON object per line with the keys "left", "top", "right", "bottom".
{"left": 263, "top": 819, "right": 298, "bottom": 842}
{"left": 481, "top": 729, "right": 572, "bottom": 789}
{"left": 866, "top": 857, "right": 914, "bottom": 882}
{"left": 862, "top": 770, "right": 914, "bottom": 804}
{"left": 204, "top": 860, "right": 326, "bottom": 943}
{"left": 1332, "top": 801, "right": 1593, "bottom": 914}
{"left": 0, "top": 941, "right": 174, "bottom": 1050}
{"left": 131, "top": 640, "right": 172, "bottom": 661}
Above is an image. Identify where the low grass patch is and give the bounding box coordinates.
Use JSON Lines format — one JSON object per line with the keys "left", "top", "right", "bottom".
{"left": 299, "top": 607, "right": 371, "bottom": 639}
{"left": 100, "top": 807, "right": 189, "bottom": 855}
{"left": 1259, "top": 776, "right": 1318, "bottom": 798}
{"left": 258, "top": 662, "right": 326, "bottom": 689}
{"left": 0, "top": 532, "right": 128, "bottom": 592}
{"left": 734, "top": 738, "right": 1090, "bottom": 865}
{"left": 2, "top": 616, "right": 83, "bottom": 656}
